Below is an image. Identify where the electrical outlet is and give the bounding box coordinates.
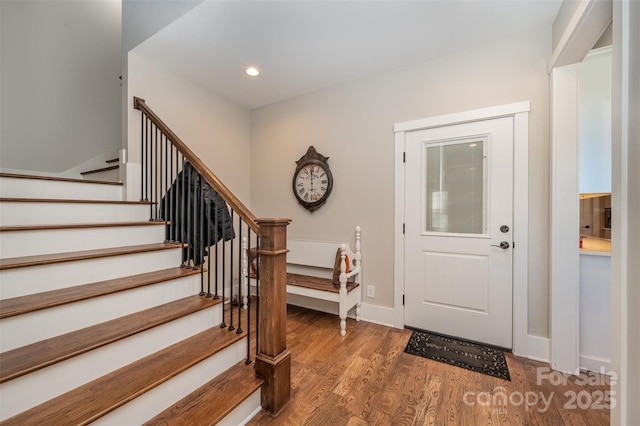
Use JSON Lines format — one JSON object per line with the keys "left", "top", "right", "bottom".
{"left": 367, "top": 285, "right": 375, "bottom": 298}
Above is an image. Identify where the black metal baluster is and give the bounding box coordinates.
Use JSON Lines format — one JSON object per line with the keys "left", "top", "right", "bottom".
{"left": 146, "top": 118, "right": 152, "bottom": 219}
{"left": 166, "top": 144, "right": 175, "bottom": 243}
{"left": 163, "top": 135, "right": 168, "bottom": 239}
{"left": 237, "top": 220, "right": 243, "bottom": 335}
{"left": 206, "top": 189, "right": 212, "bottom": 298}
{"left": 220, "top": 207, "right": 227, "bottom": 329}
{"left": 171, "top": 149, "right": 182, "bottom": 242}
{"left": 192, "top": 173, "right": 199, "bottom": 270}
{"left": 140, "top": 113, "right": 145, "bottom": 202}
{"left": 245, "top": 226, "right": 252, "bottom": 364}
{"left": 172, "top": 149, "right": 179, "bottom": 243}
{"left": 186, "top": 162, "right": 193, "bottom": 267}
{"left": 181, "top": 157, "right": 188, "bottom": 267}
{"left": 255, "top": 234, "right": 260, "bottom": 358}
{"left": 155, "top": 126, "right": 160, "bottom": 220}
{"left": 199, "top": 176, "right": 205, "bottom": 294}
{"left": 228, "top": 210, "right": 235, "bottom": 332}
{"left": 214, "top": 204, "right": 220, "bottom": 300}
{"left": 150, "top": 124, "right": 155, "bottom": 220}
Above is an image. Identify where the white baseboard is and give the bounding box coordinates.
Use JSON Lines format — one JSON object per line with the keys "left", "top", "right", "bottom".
{"left": 359, "top": 302, "right": 396, "bottom": 328}
{"left": 579, "top": 355, "right": 611, "bottom": 373}
{"left": 527, "top": 335, "right": 550, "bottom": 363}
{"left": 229, "top": 389, "right": 262, "bottom": 426}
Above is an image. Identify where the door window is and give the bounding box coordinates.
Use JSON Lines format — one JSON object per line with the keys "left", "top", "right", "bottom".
{"left": 423, "top": 137, "right": 487, "bottom": 234}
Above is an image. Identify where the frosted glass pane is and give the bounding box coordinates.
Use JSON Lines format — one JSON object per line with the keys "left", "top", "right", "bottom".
{"left": 425, "top": 140, "right": 486, "bottom": 233}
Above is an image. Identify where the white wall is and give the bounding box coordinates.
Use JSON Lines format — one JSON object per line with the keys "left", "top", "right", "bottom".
{"left": 250, "top": 28, "right": 552, "bottom": 337}
{"left": 579, "top": 47, "right": 612, "bottom": 194}
{"left": 0, "top": 0, "right": 121, "bottom": 174}
{"left": 579, "top": 253, "right": 611, "bottom": 371}
{"left": 127, "top": 52, "right": 252, "bottom": 204}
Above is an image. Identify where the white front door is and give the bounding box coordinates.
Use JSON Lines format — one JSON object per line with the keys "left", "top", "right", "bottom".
{"left": 404, "top": 117, "right": 514, "bottom": 349}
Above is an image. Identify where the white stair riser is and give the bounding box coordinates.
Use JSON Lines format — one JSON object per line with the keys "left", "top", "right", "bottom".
{"left": 0, "top": 225, "right": 167, "bottom": 258}
{"left": 0, "top": 249, "right": 183, "bottom": 299}
{"left": 0, "top": 177, "right": 122, "bottom": 201}
{"left": 224, "top": 389, "right": 262, "bottom": 426}
{"left": 0, "top": 305, "right": 224, "bottom": 421}
{"left": 82, "top": 168, "right": 119, "bottom": 182}
{"left": 0, "top": 275, "right": 204, "bottom": 352}
{"left": 0, "top": 202, "right": 150, "bottom": 226}
{"left": 93, "top": 339, "right": 247, "bottom": 426}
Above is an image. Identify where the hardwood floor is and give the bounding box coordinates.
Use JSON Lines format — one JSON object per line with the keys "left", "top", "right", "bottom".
{"left": 249, "top": 305, "right": 610, "bottom": 426}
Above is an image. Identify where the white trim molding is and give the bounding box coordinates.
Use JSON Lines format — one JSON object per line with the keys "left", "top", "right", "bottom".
{"left": 394, "top": 102, "right": 530, "bottom": 357}
{"left": 528, "top": 335, "right": 551, "bottom": 363}
{"left": 548, "top": 0, "right": 613, "bottom": 72}
{"left": 550, "top": 64, "right": 581, "bottom": 374}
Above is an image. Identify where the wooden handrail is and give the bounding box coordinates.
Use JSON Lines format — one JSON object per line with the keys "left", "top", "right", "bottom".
{"left": 133, "top": 97, "right": 260, "bottom": 234}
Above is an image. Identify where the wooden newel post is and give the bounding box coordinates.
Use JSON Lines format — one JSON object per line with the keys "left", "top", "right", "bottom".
{"left": 255, "top": 218, "right": 291, "bottom": 415}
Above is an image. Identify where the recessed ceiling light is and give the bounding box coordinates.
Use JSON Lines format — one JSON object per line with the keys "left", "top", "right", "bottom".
{"left": 245, "top": 66, "right": 260, "bottom": 77}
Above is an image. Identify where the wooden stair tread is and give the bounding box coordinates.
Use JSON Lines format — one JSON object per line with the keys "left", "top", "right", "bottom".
{"left": 105, "top": 158, "right": 119, "bottom": 164}
{"left": 0, "top": 294, "right": 222, "bottom": 384}
{"left": 0, "top": 267, "right": 203, "bottom": 319}
{"left": 0, "top": 172, "right": 122, "bottom": 186}
{"left": 287, "top": 272, "right": 360, "bottom": 293}
{"left": 1, "top": 321, "right": 246, "bottom": 425}
{"left": 80, "top": 165, "right": 119, "bottom": 176}
{"left": 0, "top": 242, "right": 182, "bottom": 270}
{"left": 144, "top": 361, "right": 263, "bottom": 425}
{"left": 0, "top": 197, "right": 151, "bottom": 205}
{"left": 0, "top": 221, "right": 168, "bottom": 232}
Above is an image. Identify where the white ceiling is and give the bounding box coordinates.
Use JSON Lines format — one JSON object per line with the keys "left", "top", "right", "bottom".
{"left": 132, "top": 0, "right": 562, "bottom": 109}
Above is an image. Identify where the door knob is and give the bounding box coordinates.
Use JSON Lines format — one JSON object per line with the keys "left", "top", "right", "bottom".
{"left": 491, "top": 241, "right": 510, "bottom": 249}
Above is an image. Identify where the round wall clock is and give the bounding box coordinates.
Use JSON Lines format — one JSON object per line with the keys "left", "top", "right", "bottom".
{"left": 292, "top": 146, "right": 333, "bottom": 212}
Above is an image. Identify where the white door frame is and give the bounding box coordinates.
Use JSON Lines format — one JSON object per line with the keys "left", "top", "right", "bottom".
{"left": 548, "top": 0, "right": 612, "bottom": 374}
{"left": 393, "top": 102, "right": 530, "bottom": 357}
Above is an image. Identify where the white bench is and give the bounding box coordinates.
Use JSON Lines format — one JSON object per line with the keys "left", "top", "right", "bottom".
{"left": 285, "top": 226, "right": 362, "bottom": 336}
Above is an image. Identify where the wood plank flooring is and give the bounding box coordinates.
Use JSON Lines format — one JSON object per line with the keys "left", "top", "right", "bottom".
{"left": 249, "top": 305, "right": 610, "bottom": 426}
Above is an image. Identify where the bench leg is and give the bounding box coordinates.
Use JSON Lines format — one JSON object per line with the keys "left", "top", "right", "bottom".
{"left": 339, "top": 288, "right": 347, "bottom": 336}
{"left": 356, "top": 302, "right": 361, "bottom": 322}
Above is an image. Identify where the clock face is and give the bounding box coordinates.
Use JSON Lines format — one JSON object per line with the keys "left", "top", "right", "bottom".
{"left": 293, "top": 160, "right": 333, "bottom": 211}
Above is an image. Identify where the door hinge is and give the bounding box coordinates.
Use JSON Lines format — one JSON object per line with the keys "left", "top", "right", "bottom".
{"left": 403, "top": 152, "right": 406, "bottom": 163}
{"left": 403, "top": 223, "right": 405, "bottom": 234}
{"left": 403, "top": 294, "right": 405, "bottom": 306}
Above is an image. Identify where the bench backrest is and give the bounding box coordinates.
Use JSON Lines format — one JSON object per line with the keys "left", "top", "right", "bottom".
{"left": 287, "top": 239, "right": 344, "bottom": 269}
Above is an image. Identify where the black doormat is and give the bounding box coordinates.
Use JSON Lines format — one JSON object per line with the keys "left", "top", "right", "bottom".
{"left": 404, "top": 329, "right": 511, "bottom": 380}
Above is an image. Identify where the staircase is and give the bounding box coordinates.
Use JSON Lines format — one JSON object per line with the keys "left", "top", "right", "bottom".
{"left": 0, "top": 173, "right": 264, "bottom": 424}
{"left": 80, "top": 157, "right": 120, "bottom": 182}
